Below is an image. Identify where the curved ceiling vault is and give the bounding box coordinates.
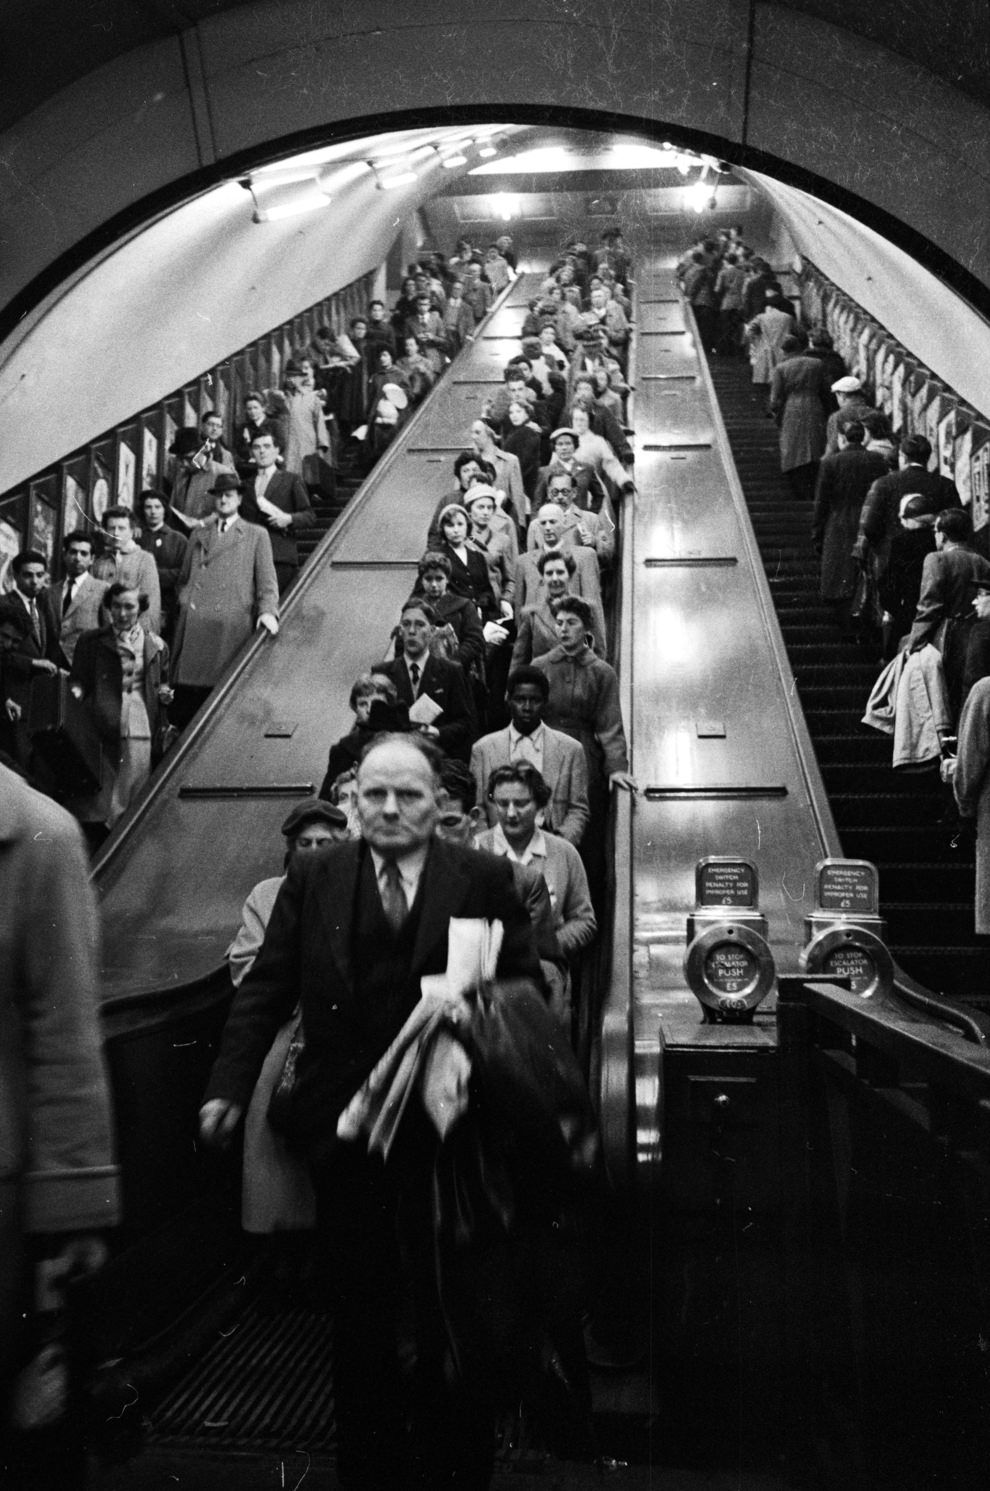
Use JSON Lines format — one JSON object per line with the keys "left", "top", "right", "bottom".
{"left": 2, "top": 0, "right": 989, "bottom": 492}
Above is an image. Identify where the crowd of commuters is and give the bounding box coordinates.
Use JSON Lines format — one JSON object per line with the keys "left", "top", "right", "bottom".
{"left": 2, "top": 225, "right": 636, "bottom": 1486}
{"left": 680, "top": 227, "right": 990, "bottom": 918}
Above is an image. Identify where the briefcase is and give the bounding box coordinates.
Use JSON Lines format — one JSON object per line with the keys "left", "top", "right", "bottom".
{"left": 27, "top": 671, "right": 103, "bottom": 795}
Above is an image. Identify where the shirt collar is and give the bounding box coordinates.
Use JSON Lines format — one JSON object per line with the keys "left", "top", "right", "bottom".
{"left": 491, "top": 822, "right": 546, "bottom": 865}
{"left": 369, "top": 842, "right": 430, "bottom": 885}
{"left": 509, "top": 722, "right": 545, "bottom": 749}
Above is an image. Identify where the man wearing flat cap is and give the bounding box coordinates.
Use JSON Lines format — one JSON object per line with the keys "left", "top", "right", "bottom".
{"left": 170, "top": 473, "right": 279, "bottom": 728}
{"left": 824, "top": 374, "right": 879, "bottom": 456}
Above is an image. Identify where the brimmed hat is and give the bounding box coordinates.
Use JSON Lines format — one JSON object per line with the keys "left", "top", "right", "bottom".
{"left": 550, "top": 426, "right": 577, "bottom": 442}
{"left": 284, "top": 358, "right": 305, "bottom": 376}
{"left": 170, "top": 428, "right": 205, "bottom": 456}
{"left": 831, "top": 375, "right": 863, "bottom": 394}
{"left": 281, "top": 796, "right": 347, "bottom": 837}
{"left": 208, "top": 472, "right": 245, "bottom": 496}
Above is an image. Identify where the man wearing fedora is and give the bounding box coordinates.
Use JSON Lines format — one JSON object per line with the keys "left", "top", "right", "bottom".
{"left": 171, "top": 473, "right": 279, "bottom": 729}
{"left": 239, "top": 431, "right": 315, "bottom": 593}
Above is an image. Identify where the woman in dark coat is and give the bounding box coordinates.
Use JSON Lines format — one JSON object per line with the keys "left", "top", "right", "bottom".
{"left": 812, "top": 421, "right": 889, "bottom": 616}
{"left": 769, "top": 333, "right": 832, "bottom": 502}
{"left": 69, "top": 582, "right": 171, "bottom": 825}
{"left": 431, "top": 505, "right": 499, "bottom": 621}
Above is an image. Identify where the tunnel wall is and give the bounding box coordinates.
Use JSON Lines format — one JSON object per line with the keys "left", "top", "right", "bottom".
{"left": 2, "top": 0, "right": 989, "bottom": 322}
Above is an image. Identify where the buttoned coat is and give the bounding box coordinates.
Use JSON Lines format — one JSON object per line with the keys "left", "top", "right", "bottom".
{"left": 202, "top": 838, "right": 540, "bottom": 1154}
{"left": 173, "top": 517, "right": 279, "bottom": 688}
{"left": 70, "top": 623, "right": 169, "bottom": 756}
{"left": 49, "top": 572, "right": 110, "bottom": 665}
{"left": 470, "top": 724, "right": 590, "bottom": 845}
{"left": 812, "top": 445, "right": 888, "bottom": 600}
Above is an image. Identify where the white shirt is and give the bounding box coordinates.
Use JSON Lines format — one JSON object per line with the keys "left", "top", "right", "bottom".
{"left": 508, "top": 722, "right": 545, "bottom": 772}
{"left": 369, "top": 843, "right": 429, "bottom": 911}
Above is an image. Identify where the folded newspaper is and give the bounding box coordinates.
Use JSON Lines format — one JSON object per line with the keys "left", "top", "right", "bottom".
{"left": 336, "top": 918, "right": 503, "bottom": 1154}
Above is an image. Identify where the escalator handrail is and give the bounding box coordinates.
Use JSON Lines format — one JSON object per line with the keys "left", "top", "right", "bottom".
{"left": 90, "top": 274, "right": 523, "bottom": 881}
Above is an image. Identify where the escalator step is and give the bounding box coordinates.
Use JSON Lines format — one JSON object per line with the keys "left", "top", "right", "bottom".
{"left": 831, "top": 793, "right": 942, "bottom": 828}
{"left": 879, "top": 862, "right": 974, "bottom": 899}
{"left": 841, "top": 825, "right": 965, "bottom": 861}
{"left": 796, "top": 684, "right": 875, "bottom": 710}
{"left": 821, "top": 763, "right": 939, "bottom": 794}
{"left": 813, "top": 733, "right": 893, "bottom": 765}
{"left": 883, "top": 903, "right": 976, "bottom": 944}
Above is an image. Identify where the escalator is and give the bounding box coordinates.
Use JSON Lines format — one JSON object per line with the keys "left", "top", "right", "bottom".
{"left": 707, "top": 355, "right": 984, "bottom": 999}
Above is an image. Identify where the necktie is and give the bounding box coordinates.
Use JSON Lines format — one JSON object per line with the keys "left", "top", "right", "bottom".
{"left": 380, "top": 858, "right": 407, "bottom": 932}
{"left": 409, "top": 662, "right": 420, "bottom": 695}
{"left": 218, "top": 520, "right": 227, "bottom": 535}
{"left": 62, "top": 581, "right": 74, "bottom": 617}
{"left": 30, "top": 599, "right": 42, "bottom": 648}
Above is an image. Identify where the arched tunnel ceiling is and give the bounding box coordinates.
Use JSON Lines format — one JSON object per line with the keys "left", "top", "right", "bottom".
{"left": 2, "top": 0, "right": 990, "bottom": 332}
{"left": 2, "top": 117, "right": 989, "bottom": 498}
{"left": 7, "top": 0, "right": 989, "bottom": 131}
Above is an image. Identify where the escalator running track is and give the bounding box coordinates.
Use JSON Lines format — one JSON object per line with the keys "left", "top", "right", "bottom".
{"left": 708, "top": 356, "right": 985, "bottom": 1000}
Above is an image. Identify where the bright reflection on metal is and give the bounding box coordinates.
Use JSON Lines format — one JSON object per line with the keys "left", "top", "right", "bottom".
{"left": 441, "top": 154, "right": 468, "bottom": 169}
{"left": 492, "top": 192, "right": 518, "bottom": 220}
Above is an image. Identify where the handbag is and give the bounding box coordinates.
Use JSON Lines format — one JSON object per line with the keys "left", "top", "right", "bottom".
{"left": 849, "top": 553, "right": 882, "bottom": 631}
{"left": 266, "top": 1010, "right": 306, "bottom": 1133}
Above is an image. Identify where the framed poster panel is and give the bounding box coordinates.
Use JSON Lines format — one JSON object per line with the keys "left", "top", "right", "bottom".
{"left": 855, "top": 324, "right": 875, "bottom": 385}
{"left": 28, "top": 484, "right": 57, "bottom": 562}
{"left": 62, "top": 464, "right": 88, "bottom": 537}
{"left": 972, "top": 435, "right": 990, "bottom": 536}
{"left": 183, "top": 390, "right": 198, "bottom": 428}
{"left": 955, "top": 424, "right": 973, "bottom": 508}
{"left": 116, "top": 433, "right": 137, "bottom": 507}
{"left": 0, "top": 493, "right": 25, "bottom": 592}
{"left": 908, "top": 375, "right": 929, "bottom": 436}
{"left": 936, "top": 408, "right": 960, "bottom": 477}
{"left": 925, "top": 392, "right": 945, "bottom": 454}
{"left": 890, "top": 361, "right": 906, "bottom": 432}
{"left": 142, "top": 421, "right": 160, "bottom": 489}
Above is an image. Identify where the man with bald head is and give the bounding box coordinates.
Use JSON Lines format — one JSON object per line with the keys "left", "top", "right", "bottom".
{"left": 201, "top": 734, "right": 541, "bottom": 1490}
{"left": 516, "top": 503, "right": 603, "bottom": 612}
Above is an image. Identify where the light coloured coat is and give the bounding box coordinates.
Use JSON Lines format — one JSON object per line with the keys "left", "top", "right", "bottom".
{"left": 173, "top": 517, "right": 278, "bottom": 688}
{"left": 954, "top": 677, "right": 990, "bottom": 933}
{"left": 470, "top": 723, "right": 591, "bottom": 845}
{"left": 49, "top": 572, "right": 110, "bottom": 665}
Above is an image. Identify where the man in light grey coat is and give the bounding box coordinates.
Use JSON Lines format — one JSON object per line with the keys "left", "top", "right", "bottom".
{"left": 470, "top": 665, "right": 590, "bottom": 845}
{"left": 172, "top": 474, "right": 278, "bottom": 725}
{"left": 49, "top": 530, "right": 109, "bottom": 666}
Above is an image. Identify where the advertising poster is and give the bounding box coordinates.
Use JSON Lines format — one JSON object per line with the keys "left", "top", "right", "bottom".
{"left": 29, "top": 493, "right": 56, "bottom": 560}
{"left": 117, "top": 441, "right": 136, "bottom": 507}
{"left": 890, "top": 362, "right": 906, "bottom": 432}
{"left": 142, "top": 426, "right": 159, "bottom": 489}
{"left": 62, "top": 471, "right": 86, "bottom": 535}
{"left": 937, "top": 407, "right": 957, "bottom": 478}
{"left": 955, "top": 424, "right": 973, "bottom": 508}
{"left": 972, "top": 436, "right": 990, "bottom": 535}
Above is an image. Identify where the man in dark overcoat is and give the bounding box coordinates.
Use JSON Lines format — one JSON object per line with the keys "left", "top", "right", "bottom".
{"left": 200, "top": 735, "right": 542, "bottom": 1490}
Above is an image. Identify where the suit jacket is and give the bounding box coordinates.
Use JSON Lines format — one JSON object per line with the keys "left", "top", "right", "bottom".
{"left": 470, "top": 724, "right": 590, "bottom": 845}
{"left": 516, "top": 546, "right": 603, "bottom": 612}
{"left": 526, "top": 509, "right": 615, "bottom": 566}
{"left": 49, "top": 572, "right": 110, "bottom": 665}
{"left": 240, "top": 470, "right": 316, "bottom": 568}
{"left": 173, "top": 517, "right": 279, "bottom": 688}
{"left": 203, "top": 838, "right": 541, "bottom": 1153}
{"left": 376, "top": 653, "right": 476, "bottom": 761}
{"left": 908, "top": 545, "right": 990, "bottom": 651}
{"left": 0, "top": 589, "right": 61, "bottom": 708}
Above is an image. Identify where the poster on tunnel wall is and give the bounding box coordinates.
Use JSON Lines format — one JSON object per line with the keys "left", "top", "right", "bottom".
{"left": 938, "top": 408, "right": 957, "bottom": 478}
{"left": 890, "top": 362, "right": 906, "bottom": 431}
{"left": 972, "top": 437, "right": 990, "bottom": 534}
{"left": 955, "top": 424, "right": 973, "bottom": 509}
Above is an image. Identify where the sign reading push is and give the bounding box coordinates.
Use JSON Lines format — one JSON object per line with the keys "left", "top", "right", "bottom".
{"left": 801, "top": 857, "right": 893, "bottom": 1000}
{"left": 685, "top": 857, "right": 775, "bottom": 1021}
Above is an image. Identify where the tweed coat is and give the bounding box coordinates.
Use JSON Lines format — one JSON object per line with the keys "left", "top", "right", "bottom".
{"left": 172, "top": 516, "right": 278, "bottom": 687}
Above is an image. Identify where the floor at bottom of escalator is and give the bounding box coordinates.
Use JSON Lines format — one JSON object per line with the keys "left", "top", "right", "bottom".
{"left": 88, "top": 1443, "right": 799, "bottom": 1490}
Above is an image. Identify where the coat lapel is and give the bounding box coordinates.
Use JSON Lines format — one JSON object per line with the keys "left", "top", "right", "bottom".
{"left": 313, "top": 844, "right": 360, "bottom": 996}
{"left": 410, "top": 841, "right": 464, "bottom": 976}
